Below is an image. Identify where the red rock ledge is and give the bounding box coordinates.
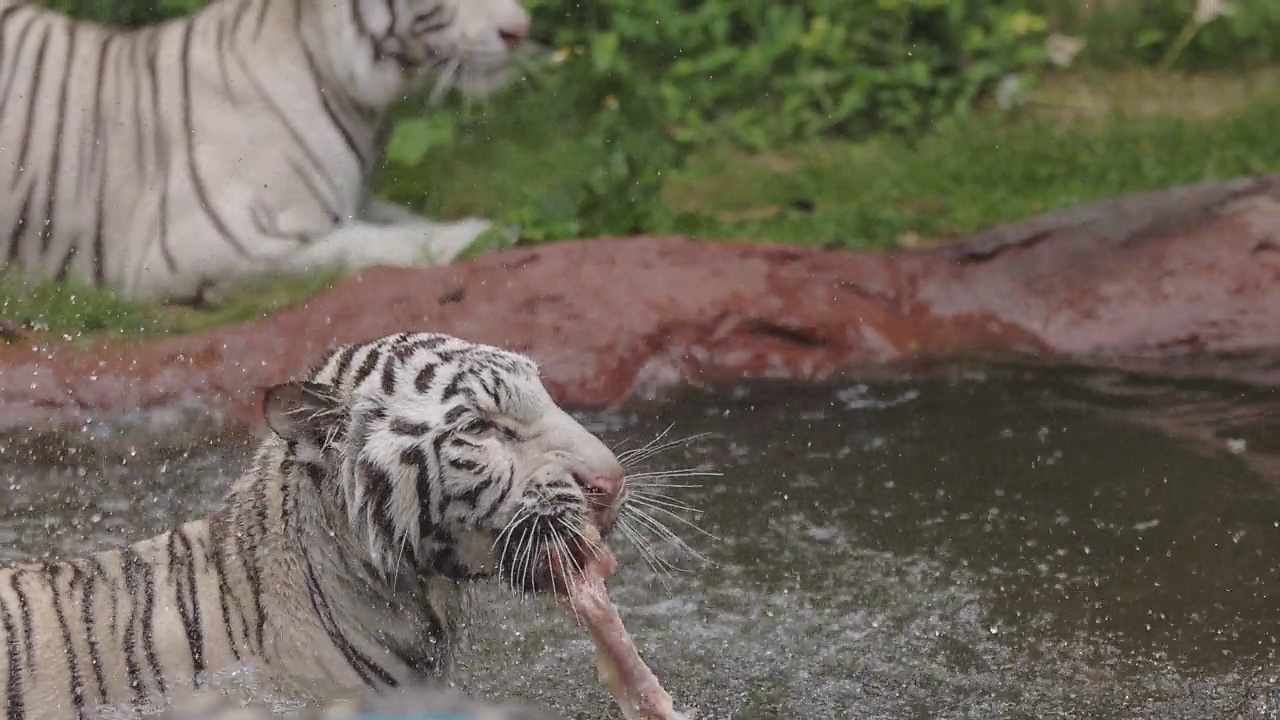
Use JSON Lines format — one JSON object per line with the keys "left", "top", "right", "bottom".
{"left": 1, "top": 175, "right": 1278, "bottom": 434}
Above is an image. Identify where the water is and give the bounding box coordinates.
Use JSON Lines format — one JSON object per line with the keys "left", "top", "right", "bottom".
{"left": 2, "top": 365, "right": 1279, "bottom": 719}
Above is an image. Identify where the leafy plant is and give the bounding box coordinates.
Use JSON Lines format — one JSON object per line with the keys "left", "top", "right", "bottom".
{"left": 40, "top": 0, "right": 1280, "bottom": 246}
{"left": 1040, "top": 0, "right": 1280, "bottom": 69}
{"left": 526, "top": 1, "right": 1052, "bottom": 147}
{"left": 385, "top": 116, "right": 456, "bottom": 168}
{"left": 426, "top": 0, "right": 1059, "bottom": 240}
{"left": 42, "top": 0, "right": 202, "bottom": 25}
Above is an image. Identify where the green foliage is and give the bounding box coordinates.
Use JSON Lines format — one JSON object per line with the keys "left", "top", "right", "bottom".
{"left": 393, "top": 82, "right": 1280, "bottom": 251}
{"left": 496, "top": 1, "right": 1057, "bottom": 238}
{"left": 390, "top": 1, "right": 1063, "bottom": 240}
{"left": 394, "top": 0, "right": 1273, "bottom": 242}
{"left": 1041, "top": 0, "right": 1280, "bottom": 70}
{"left": 527, "top": 0, "right": 1051, "bottom": 147}
{"left": 41, "top": 0, "right": 201, "bottom": 25}
{"left": 384, "top": 116, "right": 456, "bottom": 168}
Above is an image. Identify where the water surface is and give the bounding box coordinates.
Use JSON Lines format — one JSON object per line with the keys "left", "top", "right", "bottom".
{"left": 2, "top": 365, "right": 1279, "bottom": 719}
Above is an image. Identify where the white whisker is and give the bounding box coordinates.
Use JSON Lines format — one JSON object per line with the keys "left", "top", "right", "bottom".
{"left": 609, "top": 432, "right": 636, "bottom": 453}
{"left": 626, "top": 481, "right": 706, "bottom": 490}
{"left": 622, "top": 427, "right": 716, "bottom": 461}
{"left": 519, "top": 530, "right": 541, "bottom": 601}
{"left": 625, "top": 467, "right": 721, "bottom": 478}
{"left": 564, "top": 520, "right": 599, "bottom": 562}
{"left": 623, "top": 506, "right": 713, "bottom": 566}
{"left": 618, "top": 423, "right": 674, "bottom": 460}
{"left": 626, "top": 498, "right": 719, "bottom": 541}
{"left": 390, "top": 535, "right": 411, "bottom": 588}
{"left": 620, "top": 431, "right": 714, "bottom": 468}
{"left": 547, "top": 534, "right": 565, "bottom": 602}
{"left": 497, "top": 515, "right": 532, "bottom": 600}
{"left": 619, "top": 428, "right": 693, "bottom": 467}
{"left": 627, "top": 521, "right": 685, "bottom": 584}
{"left": 510, "top": 522, "right": 537, "bottom": 603}
{"left": 626, "top": 470, "right": 720, "bottom": 484}
{"left": 492, "top": 507, "right": 531, "bottom": 554}
{"left": 626, "top": 490, "right": 705, "bottom": 515}
{"left": 553, "top": 533, "right": 585, "bottom": 625}
{"left": 616, "top": 519, "right": 677, "bottom": 587}
{"left": 562, "top": 532, "right": 585, "bottom": 577}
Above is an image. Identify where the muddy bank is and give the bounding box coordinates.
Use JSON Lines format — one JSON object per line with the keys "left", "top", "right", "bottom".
{"left": 0, "top": 174, "right": 1277, "bottom": 434}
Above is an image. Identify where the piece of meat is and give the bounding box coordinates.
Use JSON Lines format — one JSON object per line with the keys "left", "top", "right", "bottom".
{"left": 558, "top": 543, "right": 689, "bottom": 720}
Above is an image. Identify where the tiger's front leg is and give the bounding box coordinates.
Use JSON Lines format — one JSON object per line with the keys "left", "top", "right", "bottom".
{"left": 279, "top": 217, "right": 500, "bottom": 272}
{"left": 195, "top": 217, "right": 498, "bottom": 305}
{"left": 359, "top": 201, "right": 520, "bottom": 254}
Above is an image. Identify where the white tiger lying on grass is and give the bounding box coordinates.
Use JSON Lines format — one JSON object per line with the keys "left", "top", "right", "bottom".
{"left": 0, "top": 0, "right": 531, "bottom": 303}
{"left": 0, "top": 332, "right": 670, "bottom": 720}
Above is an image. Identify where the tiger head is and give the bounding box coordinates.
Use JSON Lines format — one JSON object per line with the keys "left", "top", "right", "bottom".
{"left": 341, "top": 0, "right": 532, "bottom": 100}
{"left": 263, "top": 332, "right": 625, "bottom": 594}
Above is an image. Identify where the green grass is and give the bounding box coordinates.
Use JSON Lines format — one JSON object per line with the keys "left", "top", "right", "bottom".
{"left": 389, "top": 72, "right": 1280, "bottom": 252}
{"left": 0, "top": 273, "right": 334, "bottom": 342}
{"left": 4, "top": 70, "right": 1278, "bottom": 341}
{"left": 663, "top": 95, "right": 1280, "bottom": 249}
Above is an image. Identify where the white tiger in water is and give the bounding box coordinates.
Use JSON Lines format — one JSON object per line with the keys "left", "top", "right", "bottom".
{"left": 0, "top": 332, "right": 634, "bottom": 720}
{"left": 0, "top": 0, "right": 531, "bottom": 303}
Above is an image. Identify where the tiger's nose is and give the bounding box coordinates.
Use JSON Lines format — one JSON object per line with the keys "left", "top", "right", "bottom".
{"left": 498, "top": 24, "right": 529, "bottom": 51}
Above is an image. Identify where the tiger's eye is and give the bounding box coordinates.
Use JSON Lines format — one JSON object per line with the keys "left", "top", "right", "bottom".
{"left": 462, "top": 418, "right": 498, "bottom": 436}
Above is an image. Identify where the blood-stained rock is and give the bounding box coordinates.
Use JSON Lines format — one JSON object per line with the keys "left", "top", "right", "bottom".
{"left": 0, "top": 175, "right": 1277, "bottom": 434}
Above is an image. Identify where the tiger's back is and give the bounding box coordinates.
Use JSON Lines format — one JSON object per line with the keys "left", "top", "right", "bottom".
{"left": 0, "top": 469, "right": 452, "bottom": 719}
{"left": 0, "top": 439, "right": 442, "bottom": 720}
{"left": 0, "top": 520, "right": 230, "bottom": 718}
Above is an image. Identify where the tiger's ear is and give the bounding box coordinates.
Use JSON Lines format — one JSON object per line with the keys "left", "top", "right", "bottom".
{"left": 263, "top": 381, "right": 338, "bottom": 440}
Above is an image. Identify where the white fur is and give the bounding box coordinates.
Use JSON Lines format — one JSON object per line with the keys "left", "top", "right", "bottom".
{"left": 0, "top": 333, "right": 626, "bottom": 719}
{"left": 0, "top": 0, "right": 530, "bottom": 302}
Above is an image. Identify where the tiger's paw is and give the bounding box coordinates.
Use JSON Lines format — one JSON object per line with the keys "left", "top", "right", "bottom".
{"left": 455, "top": 223, "right": 521, "bottom": 261}
{"left": 418, "top": 217, "right": 496, "bottom": 264}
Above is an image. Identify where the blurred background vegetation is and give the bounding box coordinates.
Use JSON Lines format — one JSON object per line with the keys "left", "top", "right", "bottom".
{"left": 44, "top": 0, "right": 1280, "bottom": 245}
{"left": 11, "top": 0, "right": 1278, "bottom": 336}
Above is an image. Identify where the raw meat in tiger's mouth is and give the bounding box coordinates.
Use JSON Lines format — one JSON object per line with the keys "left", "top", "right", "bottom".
{"left": 555, "top": 528, "right": 692, "bottom": 720}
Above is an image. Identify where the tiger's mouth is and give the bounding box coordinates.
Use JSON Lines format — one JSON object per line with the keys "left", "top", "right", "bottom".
{"left": 531, "top": 532, "right": 598, "bottom": 595}
{"left": 498, "top": 513, "right": 612, "bottom": 595}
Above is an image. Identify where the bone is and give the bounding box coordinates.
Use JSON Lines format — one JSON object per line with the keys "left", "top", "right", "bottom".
{"left": 558, "top": 539, "right": 688, "bottom": 720}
